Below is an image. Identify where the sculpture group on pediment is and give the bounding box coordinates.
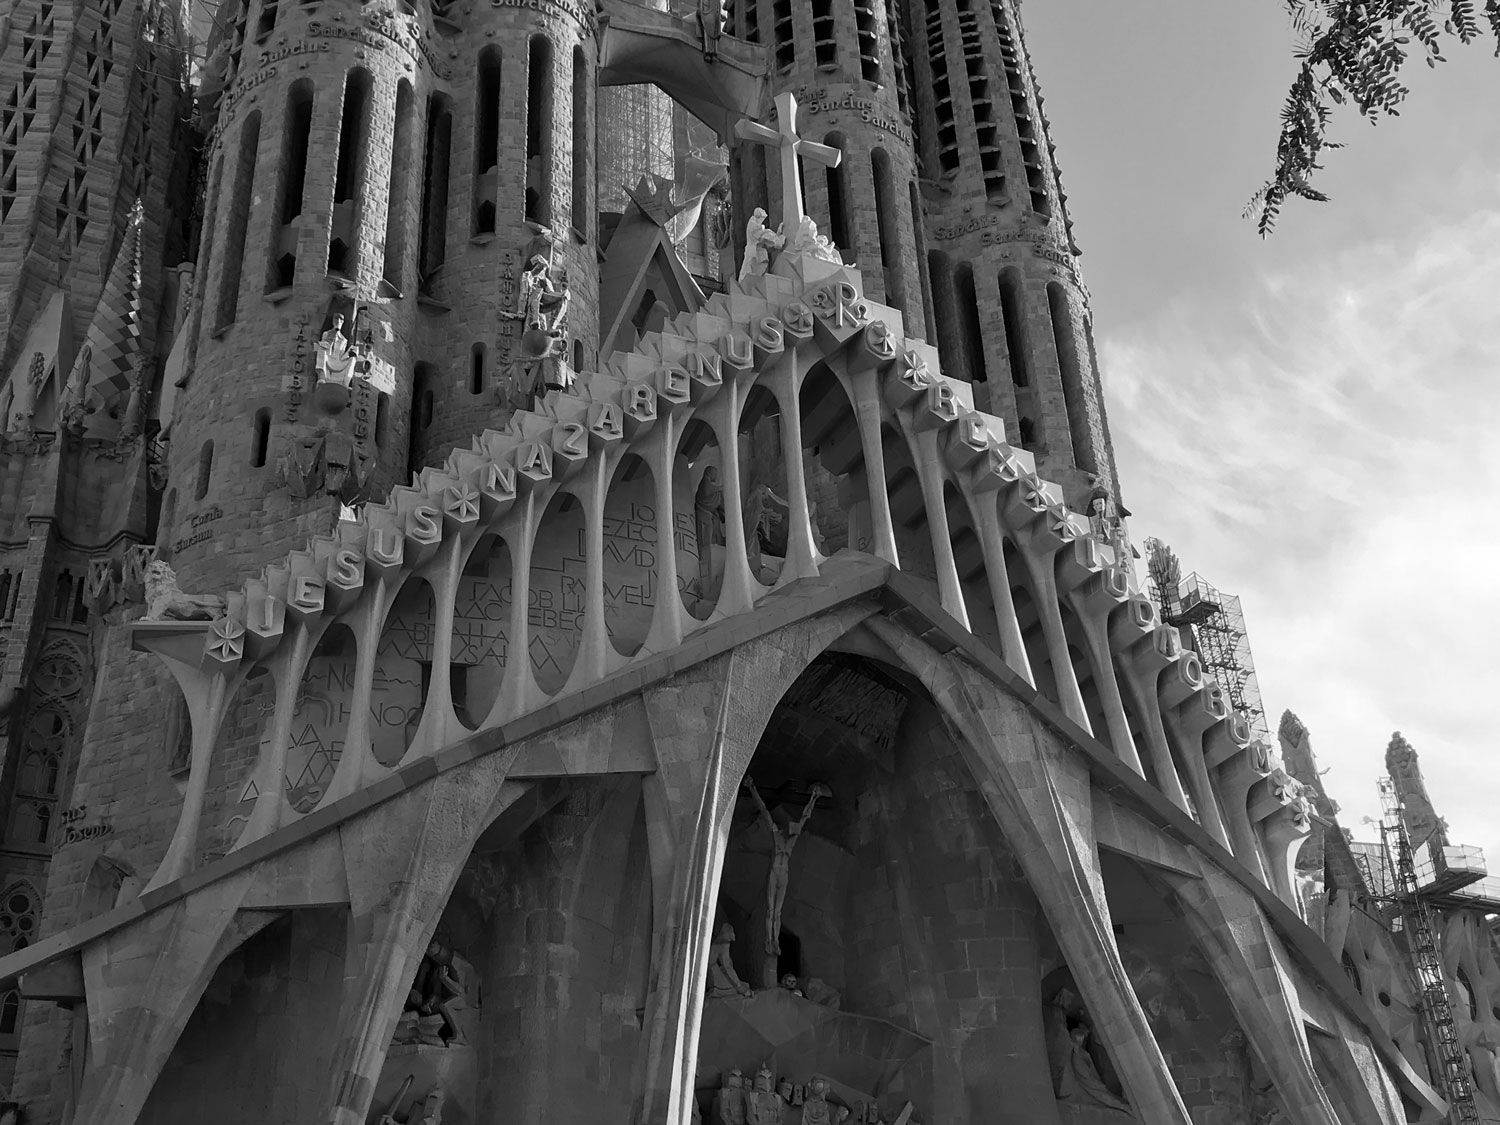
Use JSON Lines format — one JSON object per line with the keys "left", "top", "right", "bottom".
{"left": 711, "top": 1064, "right": 915, "bottom": 1125}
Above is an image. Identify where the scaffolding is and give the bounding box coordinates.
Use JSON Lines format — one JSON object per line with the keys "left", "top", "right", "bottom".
{"left": 1363, "top": 778, "right": 1482, "bottom": 1123}
{"left": 1141, "top": 539, "right": 1270, "bottom": 742}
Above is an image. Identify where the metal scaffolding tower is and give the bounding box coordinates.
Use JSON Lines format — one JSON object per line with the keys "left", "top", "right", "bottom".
{"left": 1141, "top": 539, "right": 1270, "bottom": 742}
{"left": 1368, "top": 777, "right": 1481, "bottom": 1123}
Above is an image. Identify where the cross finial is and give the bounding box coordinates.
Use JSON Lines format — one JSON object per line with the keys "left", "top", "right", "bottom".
{"left": 734, "top": 92, "right": 842, "bottom": 235}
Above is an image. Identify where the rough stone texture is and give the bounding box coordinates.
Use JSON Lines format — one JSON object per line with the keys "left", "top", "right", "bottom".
{"left": 0, "top": 1, "right": 1480, "bottom": 1123}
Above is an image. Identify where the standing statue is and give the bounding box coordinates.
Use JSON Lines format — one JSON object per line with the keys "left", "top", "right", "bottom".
{"left": 743, "top": 482, "right": 788, "bottom": 575}
{"left": 716, "top": 1069, "right": 749, "bottom": 1125}
{"left": 745, "top": 1064, "right": 785, "bottom": 1125}
{"left": 698, "top": 0, "right": 725, "bottom": 59}
{"left": 707, "top": 922, "right": 752, "bottom": 998}
{"left": 695, "top": 465, "right": 725, "bottom": 547}
{"left": 742, "top": 779, "right": 828, "bottom": 957}
{"left": 739, "top": 208, "right": 785, "bottom": 284}
{"left": 315, "top": 314, "right": 360, "bottom": 386}
{"left": 799, "top": 1077, "right": 847, "bottom": 1125}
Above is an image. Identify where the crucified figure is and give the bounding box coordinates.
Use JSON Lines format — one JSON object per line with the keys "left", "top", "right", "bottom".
{"left": 742, "top": 779, "right": 829, "bottom": 958}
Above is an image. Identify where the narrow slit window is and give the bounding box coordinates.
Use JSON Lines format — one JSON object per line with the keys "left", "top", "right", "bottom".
{"left": 812, "top": 0, "right": 836, "bottom": 67}
{"left": 268, "top": 82, "right": 312, "bottom": 291}
{"left": 472, "top": 49, "right": 501, "bottom": 236}
{"left": 525, "top": 36, "right": 554, "bottom": 226}
{"left": 998, "top": 269, "right": 1030, "bottom": 388}
{"left": 823, "top": 132, "right": 852, "bottom": 257}
{"left": 383, "top": 80, "right": 416, "bottom": 292}
{"left": 470, "top": 344, "right": 485, "bottom": 395}
{"left": 871, "top": 148, "right": 904, "bottom": 309}
{"left": 329, "top": 69, "right": 372, "bottom": 275}
{"left": 571, "top": 45, "right": 589, "bottom": 239}
{"left": 854, "top": 0, "right": 880, "bottom": 83}
{"left": 250, "top": 408, "right": 270, "bottom": 467}
{"left": 910, "top": 182, "right": 936, "bottom": 340}
{"left": 418, "top": 94, "right": 453, "bottom": 291}
{"left": 196, "top": 439, "right": 214, "bottom": 499}
{"left": 215, "top": 111, "right": 260, "bottom": 329}
{"left": 955, "top": 264, "right": 988, "bottom": 384}
{"left": 1048, "top": 282, "right": 1095, "bottom": 473}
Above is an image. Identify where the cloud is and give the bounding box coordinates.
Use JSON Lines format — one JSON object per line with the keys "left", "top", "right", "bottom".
{"left": 1101, "top": 205, "right": 1500, "bottom": 860}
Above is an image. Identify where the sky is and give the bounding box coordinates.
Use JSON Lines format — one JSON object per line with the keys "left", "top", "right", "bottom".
{"left": 1022, "top": 1, "right": 1500, "bottom": 861}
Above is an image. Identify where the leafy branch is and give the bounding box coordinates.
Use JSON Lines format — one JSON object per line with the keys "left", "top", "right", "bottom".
{"left": 1250, "top": 0, "right": 1500, "bottom": 234}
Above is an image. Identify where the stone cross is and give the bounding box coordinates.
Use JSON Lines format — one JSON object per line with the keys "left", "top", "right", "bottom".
{"left": 734, "top": 92, "right": 842, "bottom": 236}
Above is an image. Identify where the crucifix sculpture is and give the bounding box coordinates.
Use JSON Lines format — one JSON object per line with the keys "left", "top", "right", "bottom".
{"left": 735, "top": 92, "right": 842, "bottom": 236}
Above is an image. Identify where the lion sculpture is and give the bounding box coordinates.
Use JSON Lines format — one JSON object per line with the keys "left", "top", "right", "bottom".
{"left": 143, "top": 560, "right": 225, "bottom": 622}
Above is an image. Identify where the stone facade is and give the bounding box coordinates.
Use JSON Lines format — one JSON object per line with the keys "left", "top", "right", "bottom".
{"left": 0, "top": 1, "right": 1489, "bottom": 1123}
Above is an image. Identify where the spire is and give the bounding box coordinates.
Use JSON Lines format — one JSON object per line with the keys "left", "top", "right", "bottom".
{"left": 1385, "top": 731, "right": 1448, "bottom": 849}
{"left": 62, "top": 199, "right": 146, "bottom": 426}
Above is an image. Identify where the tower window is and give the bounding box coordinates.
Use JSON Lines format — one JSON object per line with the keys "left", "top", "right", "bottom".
{"left": 823, "top": 132, "right": 852, "bottom": 258}
{"left": 250, "top": 408, "right": 271, "bottom": 467}
{"left": 419, "top": 94, "right": 453, "bottom": 291}
{"left": 196, "top": 439, "right": 214, "bottom": 499}
{"left": 910, "top": 181, "right": 936, "bottom": 341}
{"left": 215, "top": 111, "right": 260, "bottom": 329}
{"left": 1048, "top": 282, "right": 1095, "bottom": 473}
{"left": 473, "top": 48, "right": 502, "bottom": 236}
{"left": 470, "top": 344, "right": 485, "bottom": 395}
{"left": 998, "top": 269, "right": 1030, "bottom": 388}
{"left": 384, "top": 80, "right": 416, "bottom": 292}
{"left": 771, "top": 0, "right": 793, "bottom": 70}
{"left": 854, "top": 0, "right": 880, "bottom": 83}
{"left": 955, "top": 264, "right": 988, "bottom": 384}
{"left": 871, "top": 148, "right": 904, "bottom": 311}
{"left": 571, "top": 45, "right": 589, "bottom": 240}
{"left": 269, "top": 81, "right": 313, "bottom": 291}
{"left": 329, "top": 69, "right": 372, "bottom": 275}
{"left": 525, "top": 36, "right": 554, "bottom": 226}
{"left": 811, "top": 0, "right": 836, "bottom": 67}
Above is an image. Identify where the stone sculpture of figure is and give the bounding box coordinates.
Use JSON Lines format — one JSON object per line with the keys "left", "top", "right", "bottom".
{"left": 716, "top": 1069, "right": 748, "bottom": 1125}
{"left": 743, "top": 780, "right": 828, "bottom": 957}
{"left": 142, "top": 560, "right": 226, "bottom": 621}
{"left": 1059, "top": 1024, "right": 1130, "bottom": 1112}
{"left": 779, "top": 972, "right": 803, "bottom": 997}
{"left": 315, "top": 314, "right": 360, "bottom": 386}
{"left": 745, "top": 1064, "right": 785, "bottom": 1125}
{"left": 707, "top": 922, "right": 752, "bottom": 998}
{"left": 698, "top": 0, "right": 725, "bottom": 59}
{"left": 506, "top": 254, "right": 569, "bottom": 339}
{"left": 783, "top": 214, "right": 841, "bottom": 264}
{"left": 1045, "top": 987, "right": 1130, "bottom": 1114}
{"left": 776, "top": 1078, "right": 797, "bottom": 1109}
{"left": 403, "top": 940, "right": 468, "bottom": 1045}
{"left": 800, "top": 1077, "right": 846, "bottom": 1125}
{"left": 743, "top": 482, "right": 788, "bottom": 574}
{"left": 695, "top": 465, "right": 725, "bottom": 547}
{"left": 739, "top": 208, "right": 784, "bottom": 284}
